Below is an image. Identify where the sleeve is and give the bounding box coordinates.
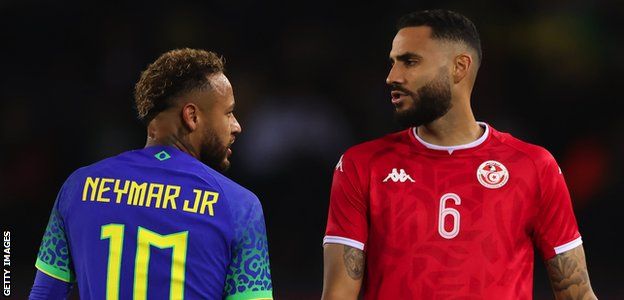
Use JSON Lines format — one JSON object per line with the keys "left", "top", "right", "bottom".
{"left": 323, "top": 152, "right": 369, "bottom": 251}
{"left": 532, "top": 150, "right": 582, "bottom": 260}
{"left": 34, "top": 195, "right": 76, "bottom": 283}
{"left": 223, "top": 196, "right": 273, "bottom": 300}
{"left": 28, "top": 270, "right": 73, "bottom": 299}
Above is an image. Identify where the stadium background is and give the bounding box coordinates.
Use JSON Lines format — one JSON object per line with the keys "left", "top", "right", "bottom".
{"left": 1, "top": 0, "right": 622, "bottom": 298}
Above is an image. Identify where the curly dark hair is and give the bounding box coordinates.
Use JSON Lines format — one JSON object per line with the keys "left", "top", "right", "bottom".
{"left": 134, "top": 48, "right": 225, "bottom": 124}
{"left": 397, "top": 9, "right": 482, "bottom": 64}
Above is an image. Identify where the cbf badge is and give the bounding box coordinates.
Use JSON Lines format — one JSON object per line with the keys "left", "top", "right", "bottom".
{"left": 477, "top": 160, "right": 509, "bottom": 189}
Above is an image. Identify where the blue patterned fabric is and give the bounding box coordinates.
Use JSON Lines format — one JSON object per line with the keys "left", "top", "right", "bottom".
{"left": 35, "top": 206, "right": 74, "bottom": 282}
{"left": 224, "top": 200, "right": 272, "bottom": 298}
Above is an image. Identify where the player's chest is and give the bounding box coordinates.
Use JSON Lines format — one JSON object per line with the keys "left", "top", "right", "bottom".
{"left": 367, "top": 155, "right": 539, "bottom": 236}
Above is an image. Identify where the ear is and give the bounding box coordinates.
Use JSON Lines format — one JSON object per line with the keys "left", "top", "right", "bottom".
{"left": 181, "top": 103, "right": 200, "bottom": 131}
{"left": 453, "top": 53, "right": 473, "bottom": 84}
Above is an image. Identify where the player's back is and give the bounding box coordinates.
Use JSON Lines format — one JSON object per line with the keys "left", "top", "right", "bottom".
{"left": 35, "top": 146, "right": 272, "bottom": 299}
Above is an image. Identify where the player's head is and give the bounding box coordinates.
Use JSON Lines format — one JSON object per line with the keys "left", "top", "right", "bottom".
{"left": 387, "top": 9, "right": 482, "bottom": 128}
{"left": 134, "top": 48, "right": 241, "bottom": 172}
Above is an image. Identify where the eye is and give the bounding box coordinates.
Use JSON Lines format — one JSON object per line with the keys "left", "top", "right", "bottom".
{"left": 405, "top": 60, "right": 419, "bottom": 67}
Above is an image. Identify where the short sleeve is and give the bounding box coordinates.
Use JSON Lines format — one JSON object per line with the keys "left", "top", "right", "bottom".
{"left": 533, "top": 151, "right": 581, "bottom": 260}
{"left": 323, "top": 153, "right": 369, "bottom": 251}
{"left": 35, "top": 196, "right": 75, "bottom": 283}
{"left": 224, "top": 197, "right": 273, "bottom": 300}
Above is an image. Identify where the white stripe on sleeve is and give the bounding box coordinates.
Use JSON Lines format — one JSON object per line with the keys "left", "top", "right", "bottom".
{"left": 323, "top": 235, "right": 365, "bottom": 250}
{"left": 554, "top": 236, "right": 583, "bottom": 255}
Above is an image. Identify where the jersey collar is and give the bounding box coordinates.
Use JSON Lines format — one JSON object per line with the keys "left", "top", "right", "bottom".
{"left": 411, "top": 122, "right": 490, "bottom": 155}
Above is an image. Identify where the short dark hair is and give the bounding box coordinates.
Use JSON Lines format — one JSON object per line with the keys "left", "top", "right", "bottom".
{"left": 134, "top": 48, "right": 225, "bottom": 124}
{"left": 397, "top": 9, "right": 482, "bottom": 64}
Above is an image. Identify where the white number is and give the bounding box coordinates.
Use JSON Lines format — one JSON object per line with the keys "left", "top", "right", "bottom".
{"left": 438, "top": 193, "right": 461, "bottom": 239}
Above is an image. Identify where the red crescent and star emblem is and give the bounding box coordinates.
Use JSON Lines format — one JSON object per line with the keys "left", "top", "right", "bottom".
{"left": 477, "top": 160, "right": 509, "bottom": 189}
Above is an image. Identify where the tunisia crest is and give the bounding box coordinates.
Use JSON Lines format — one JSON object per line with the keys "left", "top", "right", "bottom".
{"left": 477, "top": 160, "right": 509, "bottom": 189}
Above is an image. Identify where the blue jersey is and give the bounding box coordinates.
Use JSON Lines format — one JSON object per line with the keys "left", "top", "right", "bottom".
{"left": 34, "top": 146, "right": 273, "bottom": 299}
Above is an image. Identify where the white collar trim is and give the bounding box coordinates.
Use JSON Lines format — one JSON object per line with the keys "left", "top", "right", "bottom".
{"left": 412, "top": 122, "right": 489, "bottom": 154}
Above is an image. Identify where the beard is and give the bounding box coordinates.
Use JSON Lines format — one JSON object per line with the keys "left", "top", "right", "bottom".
{"left": 393, "top": 70, "right": 452, "bottom": 128}
{"left": 199, "top": 128, "right": 231, "bottom": 172}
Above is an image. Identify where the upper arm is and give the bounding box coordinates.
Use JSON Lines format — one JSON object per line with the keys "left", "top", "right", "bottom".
{"left": 323, "top": 153, "right": 369, "bottom": 299}
{"left": 34, "top": 197, "right": 75, "bottom": 283}
{"left": 545, "top": 245, "right": 597, "bottom": 300}
{"left": 532, "top": 150, "right": 581, "bottom": 260}
{"left": 324, "top": 153, "right": 369, "bottom": 251}
{"left": 31, "top": 189, "right": 75, "bottom": 299}
{"left": 322, "top": 244, "right": 364, "bottom": 300}
{"left": 223, "top": 198, "right": 273, "bottom": 300}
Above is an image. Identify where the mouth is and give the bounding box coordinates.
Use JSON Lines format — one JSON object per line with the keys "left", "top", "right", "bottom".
{"left": 391, "top": 90, "right": 409, "bottom": 105}
{"left": 226, "top": 138, "right": 235, "bottom": 156}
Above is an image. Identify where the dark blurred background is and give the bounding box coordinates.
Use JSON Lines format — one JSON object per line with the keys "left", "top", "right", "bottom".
{"left": 1, "top": 0, "right": 622, "bottom": 299}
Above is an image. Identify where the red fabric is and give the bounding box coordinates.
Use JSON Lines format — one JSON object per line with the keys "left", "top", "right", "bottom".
{"left": 325, "top": 124, "right": 580, "bottom": 299}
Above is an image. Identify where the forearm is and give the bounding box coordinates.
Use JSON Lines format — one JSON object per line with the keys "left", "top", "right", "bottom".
{"left": 545, "top": 245, "right": 597, "bottom": 300}
{"left": 29, "top": 270, "right": 72, "bottom": 300}
{"left": 322, "top": 244, "right": 364, "bottom": 300}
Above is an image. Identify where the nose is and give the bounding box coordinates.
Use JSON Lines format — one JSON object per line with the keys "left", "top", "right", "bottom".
{"left": 386, "top": 63, "right": 405, "bottom": 86}
{"left": 231, "top": 115, "right": 242, "bottom": 135}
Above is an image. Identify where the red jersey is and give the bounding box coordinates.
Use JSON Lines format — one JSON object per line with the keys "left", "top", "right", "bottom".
{"left": 324, "top": 123, "right": 581, "bottom": 299}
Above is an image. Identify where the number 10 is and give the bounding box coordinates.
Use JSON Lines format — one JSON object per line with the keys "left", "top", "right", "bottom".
{"left": 100, "top": 224, "right": 188, "bottom": 300}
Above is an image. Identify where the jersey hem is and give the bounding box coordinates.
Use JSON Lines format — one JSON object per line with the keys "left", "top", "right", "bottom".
{"left": 323, "top": 235, "right": 365, "bottom": 250}
{"left": 225, "top": 290, "right": 273, "bottom": 300}
{"left": 554, "top": 236, "right": 583, "bottom": 254}
{"left": 35, "top": 258, "right": 74, "bottom": 283}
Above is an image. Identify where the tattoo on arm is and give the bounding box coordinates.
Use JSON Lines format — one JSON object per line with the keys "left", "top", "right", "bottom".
{"left": 545, "top": 246, "right": 597, "bottom": 300}
{"left": 343, "top": 246, "right": 365, "bottom": 280}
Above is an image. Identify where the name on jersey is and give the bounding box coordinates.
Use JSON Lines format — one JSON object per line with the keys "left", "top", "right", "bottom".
{"left": 81, "top": 177, "right": 219, "bottom": 216}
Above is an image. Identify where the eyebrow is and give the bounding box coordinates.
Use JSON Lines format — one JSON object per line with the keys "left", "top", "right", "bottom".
{"left": 390, "top": 52, "right": 423, "bottom": 63}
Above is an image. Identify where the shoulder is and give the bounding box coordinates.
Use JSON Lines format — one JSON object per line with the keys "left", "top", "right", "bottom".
{"left": 57, "top": 153, "right": 124, "bottom": 192}
{"left": 181, "top": 161, "right": 263, "bottom": 220}
{"left": 202, "top": 165, "right": 259, "bottom": 204}
{"left": 52, "top": 153, "right": 129, "bottom": 213}
{"left": 204, "top": 170, "right": 265, "bottom": 230}
{"left": 64, "top": 148, "right": 143, "bottom": 180}
{"left": 342, "top": 129, "right": 410, "bottom": 161}
{"left": 57, "top": 148, "right": 147, "bottom": 189}
{"left": 490, "top": 127, "right": 558, "bottom": 168}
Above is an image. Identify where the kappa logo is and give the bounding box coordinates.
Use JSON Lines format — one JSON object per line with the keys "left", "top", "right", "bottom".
{"left": 477, "top": 160, "right": 509, "bottom": 189}
{"left": 335, "top": 155, "right": 344, "bottom": 172}
{"left": 383, "top": 168, "right": 415, "bottom": 183}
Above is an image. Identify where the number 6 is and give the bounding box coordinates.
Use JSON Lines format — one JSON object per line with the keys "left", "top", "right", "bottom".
{"left": 438, "top": 193, "right": 461, "bottom": 239}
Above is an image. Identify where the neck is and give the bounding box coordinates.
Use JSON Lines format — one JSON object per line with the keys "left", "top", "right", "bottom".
{"left": 145, "top": 118, "right": 200, "bottom": 159}
{"left": 416, "top": 100, "right": 483, "bottom": 146}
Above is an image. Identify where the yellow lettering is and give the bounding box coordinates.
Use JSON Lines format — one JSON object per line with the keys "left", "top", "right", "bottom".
{"left": 199, "top": 191, "right": 219, "bottom": 216}
{"left": 182, "top": 190, "right": 202, "bottom": 213}
{"left": 96, "top": 178, "right": 114, "bottom": 202}
{"left": 82, "top": 178, "right": 190, "bottom": 214}
{"left": 113, "top": 180, "right": 130, "bottom": 204}
{"left": 82, "top": 177, "right": 100, "bottom": 201}
{"left": 128, "top": 181, "right": 147, "bottom": 206}
{"left": 145, "top": 183, "right": 164, "bottom": 208}
{"left": 163, "top": 185, "right": 180, "bottom": 210}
